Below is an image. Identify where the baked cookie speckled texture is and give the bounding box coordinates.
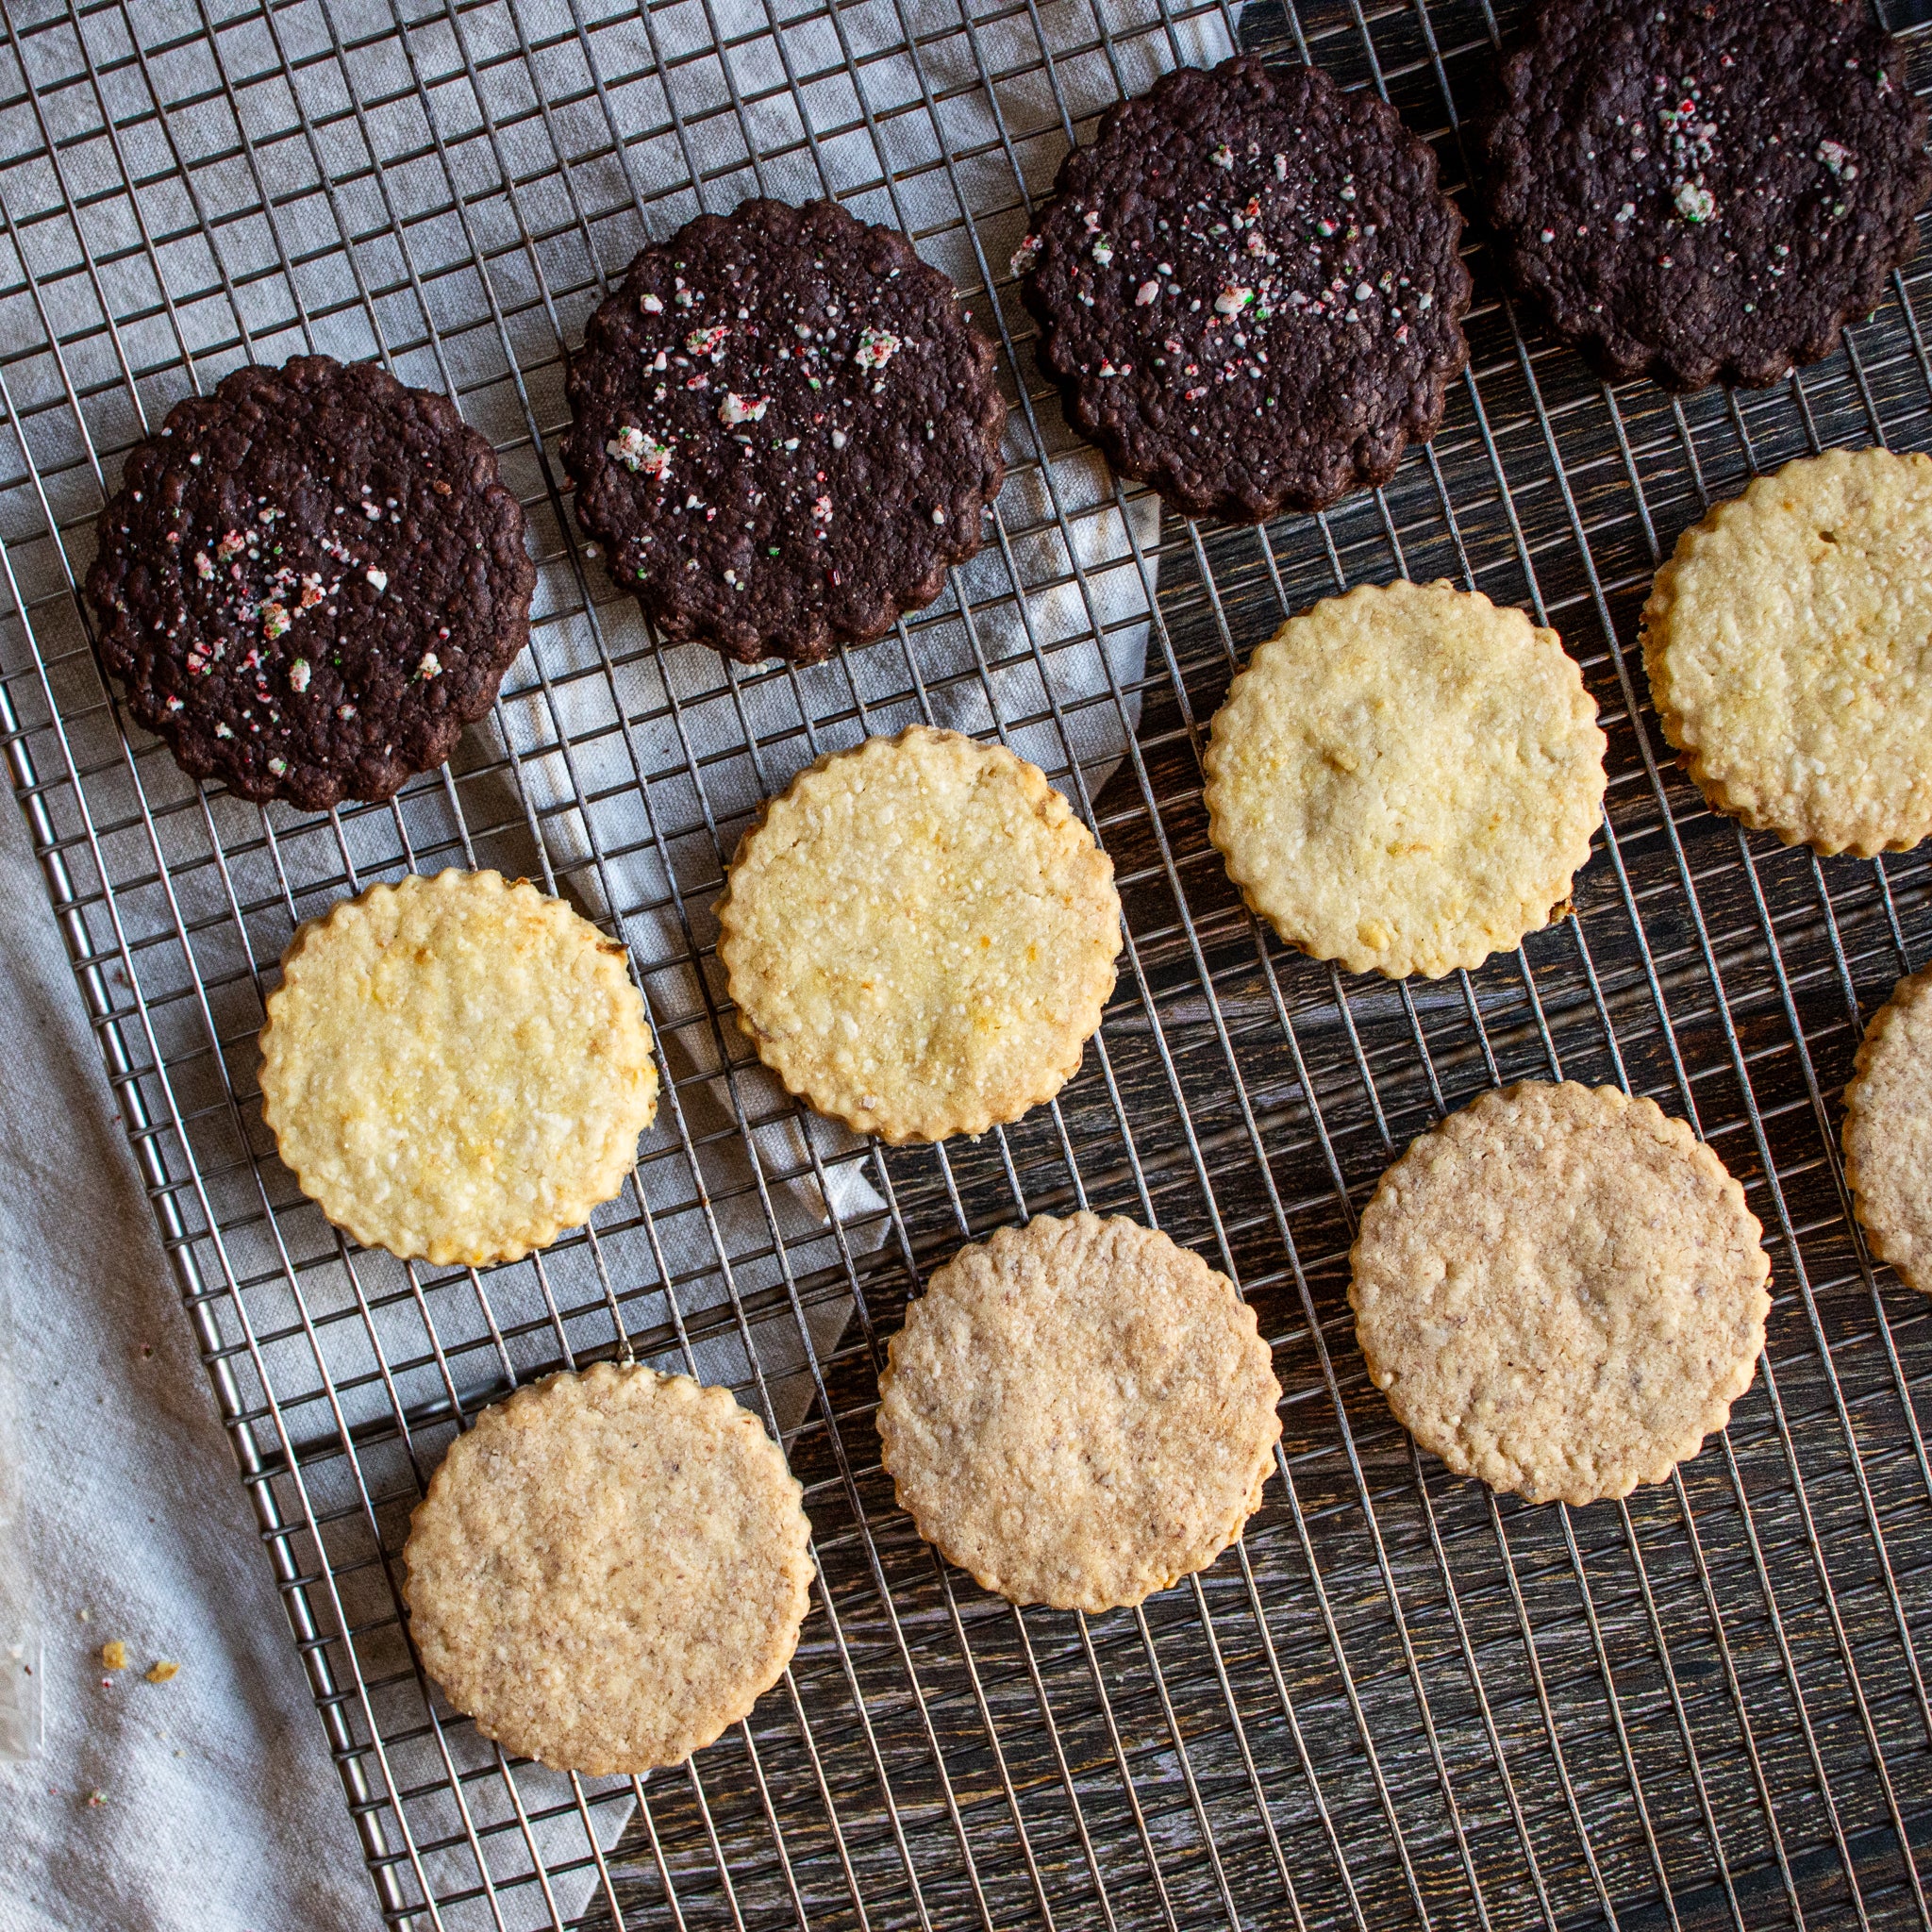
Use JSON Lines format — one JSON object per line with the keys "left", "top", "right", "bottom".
{"left": 1350, "top": 1082, "right": 1772, "bottom": 1507}
{"left": 716, "top": 726, "right": 1122, "bottom": 1143}
{"left": 1205, "top": 579, "right": 1605, "bottom": 980}
{"left": 259, "top": 870, "right": 658, "bottom": 1267}
{"left": 1844, "top": 966, "right": 1932, "bottom": 1295}
{"left": 87, "top": 355, "right": 535, "bottom": 810}
{"left": 876, "top": 1213, "right": 1282, "bottom": 1611}
{"left": 1641, "top": 447, "right": 1932, "bottom": 858}
{"left": 1479, "top": 0, "right": 1930, "bottom": 391}
{"left": 564, "top": 199, "right": 1007, "bottom": 664}
{"left": 404, "top": 1364, "right": 814, "bottom": 1774}
{"left": 1020, "top": 55, "right": 1472, "bottom": 522}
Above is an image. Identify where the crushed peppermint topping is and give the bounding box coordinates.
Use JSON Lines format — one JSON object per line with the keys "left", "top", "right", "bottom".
{"left": 193, "top": 551, "right": 214, "bottom": 580}
{"left": 1136, "top": 280, "right": 1161, "bottom": 307}
{"left": 688, "top": 324, "right": 730, "bottom": 358}
{"left": 1090, "top": 234, "right": 1114, "bottom": 266}
{"left": 1674, "top": 180, "right": 1716, "bottom": 224}
{"left": 267, "top": 757, "right": 287, "bottom": 774}
{"left": 608, "top": 425, "right": 674, "bottom": 480}
{"left": 417, "top": 653, "right": 441, "bottom": 679}
{"left": 365, "top": 567, "right": 388, "bottom": 593}
{"left": 1818, "top": 140, "right": 1857, "bottom": 181}
{"left": 289, "top": 658, "right": 311, "bottom": 691}
{"left": 855, "top": 328, "right": 901, "bottom": 370}
{"left": 641, "top": 292, "right": 664, "bottom": 312}
{"left": 1214, "top": 285, "right": 1255, "bottom": 315}
{"left": 813, "top": 494, "right": 833, "bottom": 522}
{"left": 1210, "top": 143, "right": 1235, "bottom": 171}
{"left": 260, "top": 602, "right": 291, "bottom": 640}
{"left": 831, "top": 429, "right": 847, "bottom": 449}
{"left": 1010, "top": 234, "right": 1042, "bottom": 278}
{"left": 718, "top": 391, "right": 769, "bottom": 425}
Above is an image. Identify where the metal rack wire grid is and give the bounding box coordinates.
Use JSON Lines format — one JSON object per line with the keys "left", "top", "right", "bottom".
{"left": 2, "top": 0, "right": 1930, "bottom": 1924}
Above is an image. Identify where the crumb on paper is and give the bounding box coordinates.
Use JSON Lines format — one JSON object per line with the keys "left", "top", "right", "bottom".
{"left": 76, "top": 1607, "right": 90, "bottom": 1623}
{"left": 145, "top": 1659, "right": 180, "bottom": 1685}
{"left": 99, "top": 1641, "right": 126, "bottom": 1671}
{"left": 86, "top": 1789, "right": 107, "bottom": 1807}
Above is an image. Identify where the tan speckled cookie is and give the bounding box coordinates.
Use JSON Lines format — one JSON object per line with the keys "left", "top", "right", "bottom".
{"left": 259, "top": 870, "right": 658, "bottom": 1266}
{"left": 1204, "top": 580, "right": 1606, "bottom": 980}
{"left": 716, "top": 727, "right": 1122, "bottom": 1143}
{"left": 1350, "top": 1082, "right": 1771, "bottom": 1507}
{"left": 876, "top": 1212, "right": 1281, "bottom": 1610}
{"left": 1843, "top": 966, "right": 1932, "bottom": 1293}
{"left": 403, "top": 1363, "right": 814, "bottom": 1774}
{"left": 1642, "top": 447, "right": 1932, "bottom": 857}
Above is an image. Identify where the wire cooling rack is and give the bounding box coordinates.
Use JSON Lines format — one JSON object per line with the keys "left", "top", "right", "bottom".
{"left": 3, "top": 0, "right": 1932, "bottom": 1924}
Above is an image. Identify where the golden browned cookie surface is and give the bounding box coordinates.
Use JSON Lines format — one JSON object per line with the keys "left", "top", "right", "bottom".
{"left": 1350, "top": 1081, "right": 1771, "bottom": 1506}
{"left": 717, "top": 727, "right": 1122, "bottom": 1142}
{"left": 404, "top": 1364, "right": 814, "bottom": 1774}
{"left": 1204, "top": 580, "right": 1605, "bottom": 979}
{"left": 1642, "top": 447, "right": 1932, "bottom": 857}
{"left": 1844, "top": 965, "right": 1932, "bottom": 1294}
{"left": 258, "top": 869, "right": 658, "bottom": 1265}
{"left": 876, "top": 1212, "right": 1281, "bottom": 1610}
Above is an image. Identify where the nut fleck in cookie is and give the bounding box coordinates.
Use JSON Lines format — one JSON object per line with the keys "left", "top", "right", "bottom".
{"left": 876, "top": 1213, "right": 1281, "bottom": 1611}
{"left": 716, "top": 727, "right": 1121, "bottom": 1143}
{"left": 1642, "top": 448, "right": 1932, "bottom": 857}
{"left": 1479, "top": 0, "right": 1930, "bottom": 391}
{"left": 404, "top": 1364, "right": 814, "bottom": 1774}
{"left": 259, "top": 870, "right": 658, "bottom": 1266}
{"left": 86, "top": 356, "right": 535, "bottom": 810}
{"left": 564, "top": 199, "right": 1007, "bottom": 665}
{"left": 1204, "top": 580, "right": 1606, "bottom": 980}
{"left": 1844, "top": 966, "right": 1932, "bottom": 1295}
{"left": 1019, "top": 56, "right": 1471, "bottom": 523}
{"left": 1350, "top": 1082, "right": 1771, "bottom": 1507}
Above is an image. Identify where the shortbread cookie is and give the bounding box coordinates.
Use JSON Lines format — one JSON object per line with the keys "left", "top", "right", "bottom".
{"left": 259, "top": 870, "right": 658, "bottom": 1266}
{"left": 716, "top": 727, "right": 1122, "bottom": 1142}
{"left": 1350, "top": 1082, "right": 1771, "bottom": 1507}
{"left": 404, "top": 1364, "right": 814, "bottom": 1773}
{"left": 876, "top": 1213, "right": 1281, "bottom": 1610}
{"left": 1642, "top": 448, "right": 1932, "bottom": 856}
{"left": 1204, "top": 580, "right": 1606, "bottom": 979}
{"left": 1844, "top": 966, "right": 1932, "bottom": 1294}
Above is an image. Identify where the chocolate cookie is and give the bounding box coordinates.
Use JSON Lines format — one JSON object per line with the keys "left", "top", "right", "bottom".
{"left": 563, "top": 200, "right": 1007, "bottom": 666}
{"left": 1018, "top": 56, "right": 1472, "bottom": 524}
{"left": 86, "top": 356, "right": 535, "bottom": 811}
{"left": 1478, "top": 0, "right": 1931, "bottom": 391}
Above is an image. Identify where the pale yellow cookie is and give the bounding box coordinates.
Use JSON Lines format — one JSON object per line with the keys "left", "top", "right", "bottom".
{"left": 404, "top": 1364, "right": 813, "bottom": 1774}
{"left": 1349, "top": 1082, "right": 1771, "bottom": 1507}
{"left": 1844, "top": 966, "right": 1932, "bottom": 1293}
{"left": 716, "top": 727, "right": 1122, "bottom": 1143}
{"left": 259, "top": 869, "right": 658, "bottom": 1266}
{"left": 1641, "top": 447, "right": 1932, "bottom": 857}
{"left": 1204, "top": 579, "right": 1606, "bottom": 980}
{"left": 876, "top": 1212, "right": 1281, "bottom": 1611}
